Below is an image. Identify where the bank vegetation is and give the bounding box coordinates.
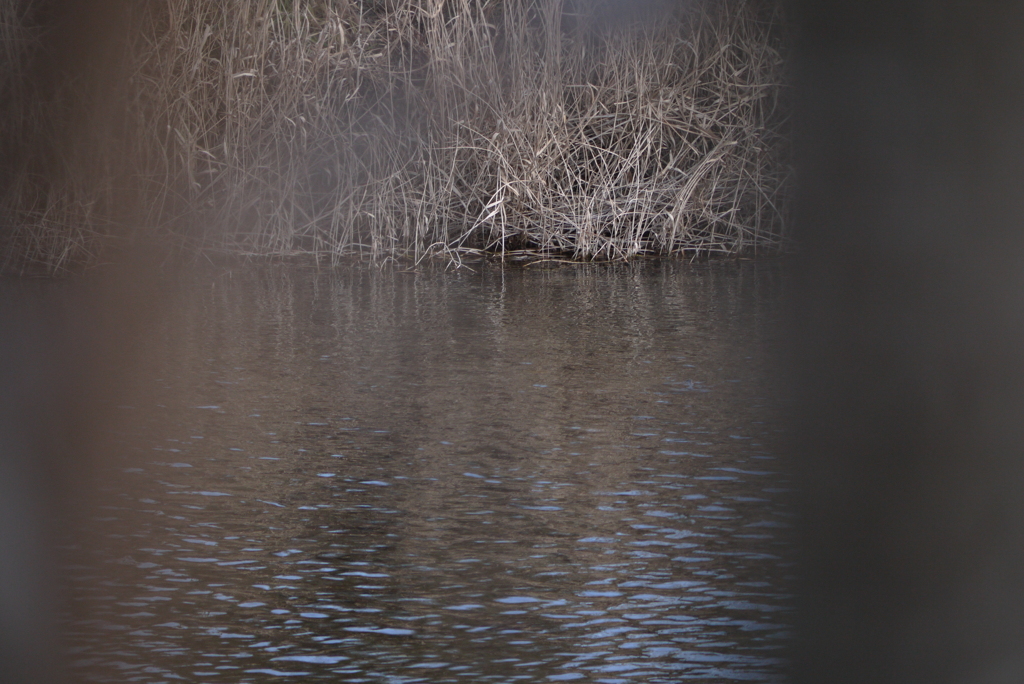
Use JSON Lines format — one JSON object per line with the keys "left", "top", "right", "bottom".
{"left": 0, "top": 0, "right": 788, "bottom": 272}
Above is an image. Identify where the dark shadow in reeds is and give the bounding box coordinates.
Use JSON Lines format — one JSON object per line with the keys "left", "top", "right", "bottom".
{"left": 1, "top": 0, "right": 789, "bottom": 273}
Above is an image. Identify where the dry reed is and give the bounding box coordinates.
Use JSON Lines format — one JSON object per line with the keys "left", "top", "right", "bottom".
{"left": 0, "top": 0, "right": 789, "bottom": 272}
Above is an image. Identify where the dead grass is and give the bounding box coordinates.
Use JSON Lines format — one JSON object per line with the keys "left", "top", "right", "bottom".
{"left": 0, "top": 0, "right": 789, "bottom": 273}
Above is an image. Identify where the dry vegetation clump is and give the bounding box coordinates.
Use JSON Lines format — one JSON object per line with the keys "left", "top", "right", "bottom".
{"left": 0, "top": 0, "right": 789, "bottom": 272}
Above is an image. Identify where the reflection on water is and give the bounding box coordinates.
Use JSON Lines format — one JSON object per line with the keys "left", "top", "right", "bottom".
{"left": 68, "top": 260, "right": 791, "bottom": 682}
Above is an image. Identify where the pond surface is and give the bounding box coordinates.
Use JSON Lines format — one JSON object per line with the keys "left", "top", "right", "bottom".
{"left": 67, "top": 260, "right": 791, "bottom": 683}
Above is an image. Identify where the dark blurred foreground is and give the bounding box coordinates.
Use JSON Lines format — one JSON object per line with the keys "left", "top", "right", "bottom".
{"left": 788, "top": 2, "right": 1024, "bottom": 683}
{"left": 0, "top": 254, "right": 166, "bottom": 684}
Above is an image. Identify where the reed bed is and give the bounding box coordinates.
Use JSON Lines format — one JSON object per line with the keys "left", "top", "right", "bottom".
{"left": 0, "top": 0, "right": 788, "bottom": 272}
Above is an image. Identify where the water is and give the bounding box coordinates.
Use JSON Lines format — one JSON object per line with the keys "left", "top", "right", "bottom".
{"left": 66, "top": 260, "right": 791, "bottom": 683}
